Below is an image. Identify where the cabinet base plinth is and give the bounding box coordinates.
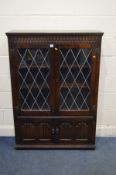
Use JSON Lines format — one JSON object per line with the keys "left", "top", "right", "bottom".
{"left": 16, "top": 144, "right": 95, "bottom": 150}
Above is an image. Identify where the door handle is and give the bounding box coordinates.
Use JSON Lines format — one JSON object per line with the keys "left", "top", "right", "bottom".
{"left": 56, "top": 128, "right": 59, "bottom": 134}
{"left": 52, "top": 128, "right": 59, "bottom": 134}
{"left": 52, "top": 128, "right": 55, "bottom": 134}
{"left": 54, "top": 47, "right": 58, "bottom": 51}
{"left": 92, "top": 55, "right": 96, "bottom": 59}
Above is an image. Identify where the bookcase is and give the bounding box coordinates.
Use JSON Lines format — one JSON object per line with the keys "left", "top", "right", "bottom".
{"left": 6, "top": 31, "right": 103, "bottom": 149}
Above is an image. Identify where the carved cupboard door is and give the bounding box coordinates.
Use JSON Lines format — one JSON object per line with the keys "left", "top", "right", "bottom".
{"left": 54, "top": 118, "right": 95, "bottom": 144}
{"left": 16, "top": 119, "right": 55, "bottom": 144}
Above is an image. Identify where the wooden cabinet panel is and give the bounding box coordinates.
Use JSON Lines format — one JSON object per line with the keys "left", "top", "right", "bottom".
{"left": 55, "top": 117, "right": 95, "bottom": 144}
{"left": 20, "top": 123, "right": 35, "bottom": 140}
{"left": 18, "top": 121, "right": 53, "bottom": 143}
{"left": 16, "top": 116, "right": 95, "bottom": 146}
{"left": 74, "top": 120, "right": 94, "bottom": 142}
{"left": 56, "top": 122, "right": 73, "bottom": 141}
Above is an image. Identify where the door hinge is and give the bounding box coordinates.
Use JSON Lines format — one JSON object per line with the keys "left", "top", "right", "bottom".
{"left": 14, "top": 106, "right": 19, "bottom": 115}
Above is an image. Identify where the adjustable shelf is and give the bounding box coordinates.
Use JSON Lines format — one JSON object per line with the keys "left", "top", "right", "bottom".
{"left": 60, "top": 82, "right": 89, "bottom": 89}
{"left": 61, "top": 65, "right": 90, "bottom": 69}
{"left": 19, "top": 64, "right": 50, "bottom": 70}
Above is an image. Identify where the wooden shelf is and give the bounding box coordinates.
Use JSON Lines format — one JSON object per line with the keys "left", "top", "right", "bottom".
{"left": 19, "top": 64, "right": 50, "bottom": 70}
{"left": 20, "top": 82, "right": 88, "bottom": 90}
{"left": 20, "top": 85, "right": 49, "bottom": 90}
{"left": 20, "top": 82, "right": 89, "bottom": 90}
{"left": 19, "top": 64, "right": 89, "bottom": 70}
{"left": 61, "top": 82, "right": 88, "bottom": 89}
{"left": 60, "top": 65, "right": 89, "bottom": 69}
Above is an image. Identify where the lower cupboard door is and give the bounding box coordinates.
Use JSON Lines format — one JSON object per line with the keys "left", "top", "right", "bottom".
{"left": 56, "top": 119, "right": 95, "bottom": 144}
{"left": 17, "top": 122, "right": 54, "bottom": 143}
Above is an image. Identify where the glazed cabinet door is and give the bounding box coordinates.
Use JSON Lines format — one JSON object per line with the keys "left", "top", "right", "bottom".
{"left": 15, "top": 46, "right": 54, "bottom": 115}
{"left": 55, "top": 45, "right": 97, "bottom": 115}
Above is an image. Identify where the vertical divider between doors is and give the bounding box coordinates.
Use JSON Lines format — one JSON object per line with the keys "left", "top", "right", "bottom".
{"left": 49, "top": 47, "right": 60, "bottom": 116}
{"left": 49, "top": 48, "right": 55, "bottom": 115}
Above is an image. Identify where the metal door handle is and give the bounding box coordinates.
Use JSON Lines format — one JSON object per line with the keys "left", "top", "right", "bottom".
{"left": 52, "top": 128, "right": 55, "bottom": 134}
{"left": 56, "top": 128, "right": 59, "bottom": 134}
{"left": 93, "top": 55, "right": 96, "bottom": 59}
{"left": 54, "top": 47, "right": 58, "bottom": 51}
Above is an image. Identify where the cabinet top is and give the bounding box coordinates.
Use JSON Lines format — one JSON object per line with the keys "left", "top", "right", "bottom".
{"left": 6, "top": 30, "right": 103, "bottom": 36}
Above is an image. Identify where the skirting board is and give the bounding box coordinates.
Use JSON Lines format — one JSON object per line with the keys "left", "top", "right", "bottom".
{"left": 0, "top": 125, "right": 116, "bottom": 137}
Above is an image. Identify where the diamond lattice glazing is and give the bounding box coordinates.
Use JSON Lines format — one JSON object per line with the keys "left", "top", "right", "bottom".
{"left": 59, "top": 48, "right": 92, "bottom": 111}
{"left": 18, "top": 48, "right": 50, "bottom": 111}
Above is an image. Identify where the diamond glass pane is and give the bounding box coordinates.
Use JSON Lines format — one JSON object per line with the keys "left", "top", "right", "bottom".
{"left": 17, "top": 48, "right": 50, "bottom": 111}
{"left": 59, "top": 48, "right": 92, "bottom": 111}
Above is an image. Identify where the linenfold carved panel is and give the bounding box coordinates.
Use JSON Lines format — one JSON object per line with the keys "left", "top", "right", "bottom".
{"left": 19, "top": 120, "right": 91, "bottom": 143}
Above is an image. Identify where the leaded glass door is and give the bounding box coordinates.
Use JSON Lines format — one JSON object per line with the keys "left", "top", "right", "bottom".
{"left": 17, "top": 47, "right": 52, "bottom": 114}
{"left": 57, "top": 46, "right": 95, "bottom": 114}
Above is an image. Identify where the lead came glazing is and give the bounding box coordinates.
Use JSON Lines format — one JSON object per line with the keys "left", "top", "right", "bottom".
{"left": 59, "top": 48, "right": 92, "bottom": 111}
{"left": 18, "top": 48, "right": 50, "bottom": 111}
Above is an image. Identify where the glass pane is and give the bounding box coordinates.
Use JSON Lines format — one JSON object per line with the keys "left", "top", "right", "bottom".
{"left": 59, "top": 48, "right": 92, "bottom": 111}
{"left": 17, "top": 48, "right": 50, "bottom": 111}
